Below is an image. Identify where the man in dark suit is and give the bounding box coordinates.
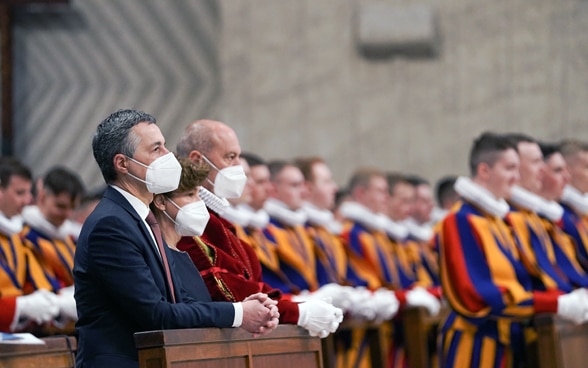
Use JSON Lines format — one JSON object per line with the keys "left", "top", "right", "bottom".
{"left": 74, "top": 109, "right": 278, "bottom": 368}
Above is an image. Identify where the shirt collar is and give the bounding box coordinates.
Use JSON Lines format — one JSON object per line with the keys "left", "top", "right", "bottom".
{"left": 110, "top": 184, "right": 150, "bottom": 220}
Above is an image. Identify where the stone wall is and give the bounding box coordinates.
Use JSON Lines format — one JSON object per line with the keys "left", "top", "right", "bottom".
{"left": 219, "top": 0, "right": 588, "bottom": 187}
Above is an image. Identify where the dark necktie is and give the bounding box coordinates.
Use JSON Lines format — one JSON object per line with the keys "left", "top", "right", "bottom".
{"left": 146, "top": 211, "right": 176, "bottom": 303}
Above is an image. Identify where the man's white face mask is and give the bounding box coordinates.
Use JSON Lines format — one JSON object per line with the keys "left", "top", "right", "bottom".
{"left": 202, "top": 155, "right": 247, "bottom": 199}
{"left": 127, "top": 152, "right": 181, "bottom": 194}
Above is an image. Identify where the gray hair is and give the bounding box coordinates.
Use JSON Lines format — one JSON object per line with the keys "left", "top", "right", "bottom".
{"left": 92, "top": 109, "right": 156, "bottom": 183}
{"left": 176, "top": 121, "right": 215, "bottom": 157}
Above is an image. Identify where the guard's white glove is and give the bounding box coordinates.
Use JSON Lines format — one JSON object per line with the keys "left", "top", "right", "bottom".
{"left": 347, "top": 287, "right": 378, "bottom": 321}
{"left": 297, "top": 299, "right": 343, "bottom": 338}
{"left": 405, "top": 287, "right": 441, "bottom": 316}
{"left": 371, "top": 288, "right": 400, "bottom": 322}
{"left": 295, "top": 284, "right": 355, "bottom": 312}
{"left": 16, "top": 289, "right": 59, "bottom": 324}
{"left": 557, "top": 288, "right": 588, "bottom": 325}
{"left": 56, "top": 286, "right": 77, "bottom": 321}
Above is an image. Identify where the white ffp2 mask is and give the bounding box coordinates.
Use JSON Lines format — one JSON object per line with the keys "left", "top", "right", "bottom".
{"left": 202, "top": 155, "right": 247, "bottom": 199}
{"left": 165, "top": 199, "right": 210, "bottom": 236}
{"left": 127, "top": 152, "right": 181, "bottom": 194}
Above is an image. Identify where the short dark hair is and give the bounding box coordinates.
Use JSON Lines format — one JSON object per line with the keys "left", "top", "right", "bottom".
{"left": 347, "top": 167, "right": 385, "bottom": 193}
{"left": 504, "top": 133, "right": 536, "bottom": 146}
{"left": 240, "top": 152, "right": 267, "bottom": 168}
{"left": 435, "top": 175, "right": 458, "bottom": 208}
{"left": 0, "top": 157, "right": 32, "bottom": 189}
{"left": 386, "top": 172, "right": 410, "bottom": 196}
{"left": 559, "top": 139, "right": 588, "bottom": 159}
{"left": 43, "top": 166, "right": 85, "bottom": 201}
{"left": 404, "top": 174, "right": 429, "bottom": 187}
{"left": 92, "top": 109, "right": 156, "bottom": 183}
{"left": 469, "top": 132, "right": 517, "bottom": 176}
{"left": 539, "top": 142, "right": 560, "bottom": 161}
{"left": 267, "top": 160, "right": 292, "bottom": 181}
{"left": 294, "top": 156, "right": 325, "bottom": 182}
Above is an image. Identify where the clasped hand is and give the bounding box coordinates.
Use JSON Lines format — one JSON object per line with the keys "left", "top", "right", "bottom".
{"left": 241, "top": 293, "right": 280, "bottom": 337}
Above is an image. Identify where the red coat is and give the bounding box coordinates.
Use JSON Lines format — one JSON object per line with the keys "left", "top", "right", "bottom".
{"left": 177, "top": 211, "right": 300, "bottom": 324}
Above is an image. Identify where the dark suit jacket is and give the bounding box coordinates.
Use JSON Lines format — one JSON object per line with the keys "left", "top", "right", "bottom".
{"left": 73, "top": 186, "right": 235, "bottom": 368}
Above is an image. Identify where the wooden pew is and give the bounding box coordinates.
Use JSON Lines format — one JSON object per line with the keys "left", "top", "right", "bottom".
{"left": 0, "top": 335, "right": 76, "bottom": 368}
{"left": 135, "top": 324, "right": 323, "bottom": 368}
{"left": 534, "top": 313, "right": 588, "bottom": 368}
{"left": 321, "top": 318, "right": 388, "bottom": 368}
{"left": 403, "top": 306, "right": 447, "bottom": 368}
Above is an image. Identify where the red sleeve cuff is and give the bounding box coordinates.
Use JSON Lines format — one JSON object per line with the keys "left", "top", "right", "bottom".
{"left": 0, "top": 297, "right": 17, "bottom": 332}
{"left": 277, "top": 299, "right": 300, "bottom": 324}
{"left": 427, "top": 286, "right": 443, "bottom": 300}
{"left": 394, "top": 290, "right": 408, "bottom": 308}
{"left": 533, "top": 290, "right": 561, "bottom": 314}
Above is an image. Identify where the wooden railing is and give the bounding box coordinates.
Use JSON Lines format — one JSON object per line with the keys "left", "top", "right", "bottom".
{"left": 0, "top": 335, "right": 76, "bottom": 368}
{"left": 134, "top": 324, "right": 323, "bottom": 368}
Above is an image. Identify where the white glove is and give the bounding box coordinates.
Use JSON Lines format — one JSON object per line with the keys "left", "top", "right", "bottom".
{"left": 56, "top": 286, "right": 77, "bottom": 321}
{"left": 297, "top": 299, "right": 344, "bottom": 338}
{"left": 557, "top": 288, "right": 588, "bottom": 325}
{"left": 405, "top": 287, "right": 441, "bottom": 316}
{"left": 371, "top": 288, "right": 400, "bottom": 322}
{"left": 294, "top": 284, "right": 355, "bottom": 312}
{"left": 16, "top": 289, "right": 59, "bottom": 324}
{"left": 347, "top": 287, "right": 378, "bottom": 321}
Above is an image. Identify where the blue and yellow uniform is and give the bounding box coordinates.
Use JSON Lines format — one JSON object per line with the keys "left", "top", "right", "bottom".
{"left": 560, "top": 203, "right": 588, "bottom": 272}
{"left": 506, "top": 207, "right": 573, "bottom": 292}
{"left": 438, "top": 200, "right": 560, "bottom": 368}
{"left": 21, "top": 225, "right": 76, "bottom": 289}
{"left": 540, "top": 216, "right": 588, "bottom": 288}
{"left": 0, "top": 231, "right": 55, "bottom": 331}
{"left": 262, "top": 219, "right": 318, "bottom": 293}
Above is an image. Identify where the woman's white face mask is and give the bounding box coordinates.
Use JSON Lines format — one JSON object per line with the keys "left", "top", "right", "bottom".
{"left": 202, "top": 155, "right": 247, "bottom": 199}
{"left": 164, "top": 198, "right": 210, "bottom": 236}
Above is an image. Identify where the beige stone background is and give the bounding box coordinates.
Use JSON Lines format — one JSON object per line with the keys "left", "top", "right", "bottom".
{"left": 8, "top": 0, "right": 588, "bottom": 191}
{"left": 219, "top": 0, "right": 588, "bottom": 188}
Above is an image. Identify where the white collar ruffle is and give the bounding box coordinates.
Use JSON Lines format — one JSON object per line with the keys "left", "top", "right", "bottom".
{"left": 561, "top": 185, "right": 588, "bottom": 216}
{"left": 237, "top": 204, "right": 270, "bottom": 229}
{"left": 381, "top": 216, "right": 409, "bottom": 241}
{"left": 0, "top": 212, "right": 23, "bottom": 235}
{"left": 220, "top": 205, "right": 251, "bottom": 227}
{"left": 509, "top": 185, "right": 564, "bottom": 221}
{"left": 22, "top": 205, "right": 70, "bottom": 240}
{"left": 264, "top": 198, "right": 307, "bottom": 227}
{"left": 338, "top": 201, "right": 384, "bottom": 232}
{"left": 199, "top": 187, "right": 230, "bottom": 215}
{"left": 301, "top": 201, "right": 343, "bottom": 235}
{"left": 402, "top": 218, "right": 432, "bottom": 242}
{"left": 454, "top": 176, "right": 510, "bottom": 218}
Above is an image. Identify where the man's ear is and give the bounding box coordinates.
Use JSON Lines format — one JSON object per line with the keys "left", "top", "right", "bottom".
{"left": 152, "top": 194, "right": 167, "bottom": 211}
{"left": 477, "top": 162, "right": 490, "bottom": 181}
{"left": 188, "top": 150, "right": 203, "bottom": 164}
{"left": 114, "top": 153, "right": 129, "bottom": 174}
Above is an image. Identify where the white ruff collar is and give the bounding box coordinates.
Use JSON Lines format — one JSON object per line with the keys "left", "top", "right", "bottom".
{"left": 301, "top": 202, "right": 343, "bottom": 234}
{"left": 338, "top": 201, "right": 384, "bottom": 232}
{"left": 561, "top": 185, "right": 588, "bottom": 215}
{"left": 220, "top": 205, "right": 251, "bottom": 227}
{"left": 402, "top": 218, "right": 432, "bottom": 242}
{"left": 236, "top": 203, "right": 270, "bottom": 229}
{"left": 509, "top": 185, "right": 564, "bottom": 221}
{"left": 199, "top": 187, "right": 230, "bottom": 215}
{"left": 264, "top": 198, "right": 307, "bottom": 227}
{"left": 454, "top": 176, "right": 510, "bottom": 218}
{"left": 381, "top": 216, "right": 409, "bottom": 241}
{"left": 22, "top": 205, "right": 69, "bottom": 240}
{"left": 0, "top": 212, "right": 23, "bottom": 235}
